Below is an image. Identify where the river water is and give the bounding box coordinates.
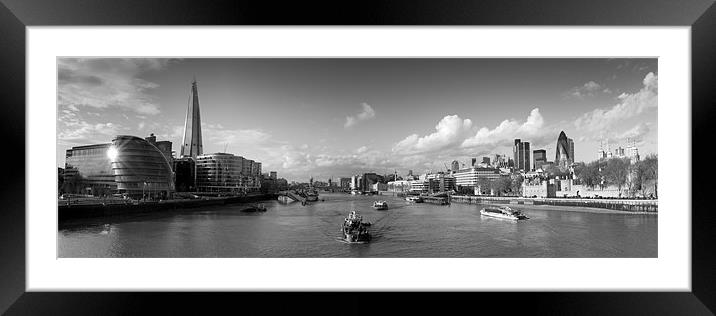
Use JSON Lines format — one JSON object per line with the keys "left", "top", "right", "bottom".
{"left": 58, "top": 193, "right": 657, "bottom": 257}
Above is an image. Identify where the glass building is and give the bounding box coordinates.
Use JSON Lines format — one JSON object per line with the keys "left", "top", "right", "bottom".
{"left": 556, "top": 131, "right": 574, "bottom": 168}
{"left": 63, "top": 143, "right": 114, "bottom": 196}
{"left": 533, "top": 149, "right": 547, "bottom": 170}
{"left": 513, "top": 139, "right": 531, "bottom": 171}
{"left": 173, "top": 157, "right": 196, "bottom": 192}
{"left": 195, "top": 153, "right": 244, "bottom": 193}
{"left": 181, "top": 79, "right": 203, "bottom": 158}
{"left": 109, "top": 135, "right": 175, "bottom": 199}
{"left": 63, "top": 135, "right": 175, "bottom": 199}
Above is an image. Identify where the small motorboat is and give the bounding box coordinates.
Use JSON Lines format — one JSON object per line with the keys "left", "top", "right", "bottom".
{"left": 480, "top": 206, "right": 528, "bottom": 220}
{"left": 372, "top": 200, "right": 388, "bottom": 210}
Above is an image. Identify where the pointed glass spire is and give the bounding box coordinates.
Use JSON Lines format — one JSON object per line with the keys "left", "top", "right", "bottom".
{"left": 180, "top": 78, "right": 203, "bottom": 158}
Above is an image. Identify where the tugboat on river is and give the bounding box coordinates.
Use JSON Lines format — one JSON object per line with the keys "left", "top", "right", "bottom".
{"left": 304, "top": 177, "right": 320, "bottom": 202}
{"left": 341, "top": 210, "right": 371, "bottom": 243}
{"left": 305, "top": 189, "right": 319, "bottom": 202}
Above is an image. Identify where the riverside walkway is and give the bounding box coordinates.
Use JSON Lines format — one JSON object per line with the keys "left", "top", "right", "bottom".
{"left": 449, "top": 195, "right": 657, "bottom": 212}
{"left": 58, "top": 193, "right": 276, "bottom": 222}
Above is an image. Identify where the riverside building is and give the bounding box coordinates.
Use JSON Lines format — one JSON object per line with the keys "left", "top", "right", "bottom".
{"left": 426, "top": 173, "right": 456, "bottom": 192}
{"left": 452, "top": 167, "right": 502, "bottom": 189}
{"left": 409, "top": 179, "right": 429, "bottom": 193}
{"left": 109, "top": 135, "right": 175, "bottom": 199}
{"left": 63, "top": 135, "right": 176, "bottom": 199}
{"left": 387, "top": 180, "right": 412, "bottom": 192}
{"left": 195, "top": 153, "right": 244, "bottom": 193}
{"left": 173, "top": 157, "right": 196, "bottom": 192}
{"left": 195, "top": 153, "right": 263, "bottom": 193}
{"left": 63, "top": 143, "right": 113, "bottom": 195}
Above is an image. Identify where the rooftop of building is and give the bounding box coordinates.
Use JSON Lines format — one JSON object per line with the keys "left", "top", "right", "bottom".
{"left": 199, "top": 152, "right": 238, "bottom": 156}
{"left": 67, "top": 143, "right": 111, "bottom": 150}
{"left": 454, "top": 167, "right": 500, "bottom": 173}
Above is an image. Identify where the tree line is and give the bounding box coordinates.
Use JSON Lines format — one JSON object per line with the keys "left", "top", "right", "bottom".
{"left": 573, "top": 154, "right": 658, "bottom": 197}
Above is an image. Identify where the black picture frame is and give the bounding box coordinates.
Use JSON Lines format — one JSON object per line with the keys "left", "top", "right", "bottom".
{"left": 1, "top": 0, "right": 714, "bottom": 314}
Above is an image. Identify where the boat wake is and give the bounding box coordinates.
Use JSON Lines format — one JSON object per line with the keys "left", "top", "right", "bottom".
{"left": 335, "top": 237, "right": 369, "bottom": 244}
{"left": 318, "top": 203, "right": 409, "bottom": 243}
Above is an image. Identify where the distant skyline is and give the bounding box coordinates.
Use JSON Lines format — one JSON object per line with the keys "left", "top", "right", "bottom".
{"left": 57, "top": 58, "right": 658, "bottom": 182}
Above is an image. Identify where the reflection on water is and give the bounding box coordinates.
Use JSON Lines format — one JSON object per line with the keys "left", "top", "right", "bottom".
{"left": 58, "top": 193, "right": 657, "bottom": 258}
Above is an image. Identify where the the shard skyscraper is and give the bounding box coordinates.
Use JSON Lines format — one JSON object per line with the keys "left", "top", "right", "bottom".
{"left": 180, "top": 78, "right": 203, "bottom": 158}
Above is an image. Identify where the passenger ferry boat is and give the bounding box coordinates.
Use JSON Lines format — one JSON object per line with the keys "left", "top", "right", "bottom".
{"left": 341, "top": 210, "right": 371, "bottom": 243}
{"left": 372, "top": 200, "right": 388, "bottom": 210}
{"left": 480, "top": 206, "right": 528, "bottom": 220}
{"left": 405, "top": 196, "right": 424, "bottom": 203}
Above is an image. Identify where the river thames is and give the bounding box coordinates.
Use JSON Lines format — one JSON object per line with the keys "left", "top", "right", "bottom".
{"left": 58, "top": 193, "right": 657, "bottom": 258}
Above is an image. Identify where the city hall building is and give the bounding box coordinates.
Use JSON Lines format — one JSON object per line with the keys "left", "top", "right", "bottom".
{"left": 63, "top": 135, "right": 175, "bottom": 199}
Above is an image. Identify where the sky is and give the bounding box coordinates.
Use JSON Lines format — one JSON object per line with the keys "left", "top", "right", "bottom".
{"left": 57, "top": 58, "right": 658, "bottom": 182}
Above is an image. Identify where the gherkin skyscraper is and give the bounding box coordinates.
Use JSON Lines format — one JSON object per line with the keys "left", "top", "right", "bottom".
{"left": 555, "top": 131, "right": 573, "bottom": 168}
{"left": 180, "top": 78, "right": 203, "bottom": 158}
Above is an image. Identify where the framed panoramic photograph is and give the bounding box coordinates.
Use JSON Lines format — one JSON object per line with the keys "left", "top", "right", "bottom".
{"left": 2, "top": 0, "right": 715, "bottom": 314}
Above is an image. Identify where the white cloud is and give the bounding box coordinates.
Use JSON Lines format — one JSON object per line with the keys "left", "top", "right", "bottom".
{"left": 462, "top": 108, "right": 546, "bottom": 148}
{"left": 58, "top": 58, "right": 176, "bottom": 115}
{"left": 344, "top": 102, "right": 376, "bottom": 128}
{"left": 567, "top": 80, "right": 605, "bottom": 98}
{"left": 281, "top": 147, "right": 313, "bottom": 169}
{"left": 618, "top": 122, "right": 651, "bottom": 141}
{"left": 204, "top": 125, "right": 272, "bottom": 148}
{"left": 392, "top": 115, "right": 473, "bottom": 154}
{"left": 583, "top": 81, "right": 601, "bottom": 91}
{"left": 57, "top": 120, "right": 123, "bottom": 144}
{"left": 574, "top": 72, "right": 657, "bottom": 132}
